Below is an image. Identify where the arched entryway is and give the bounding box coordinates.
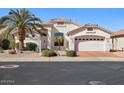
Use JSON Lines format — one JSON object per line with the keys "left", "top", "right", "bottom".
{"left": 75, "top": 35, "right": 105, "bottom": 51}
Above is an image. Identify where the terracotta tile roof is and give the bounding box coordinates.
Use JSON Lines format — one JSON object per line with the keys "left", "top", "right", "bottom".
{"left": 111, "top": 29, "right": 124, "bottom": 37}
{"left": 49, "top": 18, "right": 81, "bottom": 27}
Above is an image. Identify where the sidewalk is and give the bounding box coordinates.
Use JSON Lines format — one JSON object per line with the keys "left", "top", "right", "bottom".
{"left": 0, "top": 51, "right": 124, "bottom": 62}
{"left": 0, "top": 56, "right": 124, "bottom": 62}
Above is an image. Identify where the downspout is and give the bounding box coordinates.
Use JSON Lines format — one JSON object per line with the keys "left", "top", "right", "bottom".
{"left": 104, "top": 38, "right": 106, "bottom": 52}
{"left": 112, "top": 37, "right": 114, "bottom": 50}
{"left": 39, "top": 37, "right": 42, "bottom": 53}
{"left": 38, "top": 38, "right": 42, "bottom": 56}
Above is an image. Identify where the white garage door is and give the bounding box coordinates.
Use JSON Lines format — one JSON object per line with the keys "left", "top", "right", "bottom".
{"left": 78, "top": 41, "right": 104, "bottom": 51}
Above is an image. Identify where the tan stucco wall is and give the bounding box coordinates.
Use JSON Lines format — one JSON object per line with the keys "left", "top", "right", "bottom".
{"left": 113, "top": 37, "right": 124, "bottom": 50}
{"left": 53, "top": 23, "right": 79, "bottom": 33}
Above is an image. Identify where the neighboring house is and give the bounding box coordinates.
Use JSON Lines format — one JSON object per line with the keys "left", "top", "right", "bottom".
{"left": 13, "top": 18, "right": 113, "bottom": 52}
{"left": 111, "top": 29, "right": 124, "bottom": 51}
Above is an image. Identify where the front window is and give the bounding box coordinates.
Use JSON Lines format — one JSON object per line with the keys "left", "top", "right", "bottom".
{"left": 87, "top": 27, "right": 93, "bottom": 31}
{"left": 54, "top": 32, "right": 64, "bottom": 37}
{"left": 57, "top": 22, "right": 64, "bottom": 25}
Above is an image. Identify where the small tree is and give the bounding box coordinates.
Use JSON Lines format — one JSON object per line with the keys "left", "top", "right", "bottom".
{"left": 10, "top": 40, "right": 16, "bottom": 50}
{"left": 53, "top": 37, "right": 64, "bottom": 50}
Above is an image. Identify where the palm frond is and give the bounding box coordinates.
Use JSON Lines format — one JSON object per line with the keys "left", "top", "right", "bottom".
{"left": 0, "top": 9, "right": 47, "bottom": 40}
{"left": 0, "top": 16, "right": 9, "bottom": 24}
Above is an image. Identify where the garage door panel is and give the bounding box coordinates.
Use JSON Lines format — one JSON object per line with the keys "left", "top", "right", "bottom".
{"left": 78, "top": 41, "right": 104, "bottom": 51}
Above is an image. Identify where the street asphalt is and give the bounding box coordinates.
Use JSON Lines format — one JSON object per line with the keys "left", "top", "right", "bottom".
{"left": 0, "top": 62, "right": 124, "bottom": 85}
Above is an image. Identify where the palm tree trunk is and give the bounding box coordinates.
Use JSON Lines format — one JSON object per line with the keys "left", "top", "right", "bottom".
{"left": 18, "top": 27, "right": 25, "bottom": 52}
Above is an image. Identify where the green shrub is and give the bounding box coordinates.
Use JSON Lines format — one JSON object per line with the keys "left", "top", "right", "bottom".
{"left": 42, "top": 49, "right": 57, "bottom": 57}
{"left": 42, "top": 49, "right": 49, "bottom": 56}
{"left": 66, "top": 50, "right": 77, "bottom": 57}
{"left": 1, "top": 39, "right": 10, "bottom": 50}
{"left": 10, "top": 40, "right": 16, "bottom": 49}
{"left": 25, "top": 42, "right": 37, "bottom": 51}
{"left": 15, "top": 43, "right": 19, "bottom": 49}
{"left": 0, "top": 48, "right": 4, "bottom": 53}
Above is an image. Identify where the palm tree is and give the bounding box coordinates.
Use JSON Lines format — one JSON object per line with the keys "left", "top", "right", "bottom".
{"left": 0, "top": 9, "right": 47, "bottom": 52}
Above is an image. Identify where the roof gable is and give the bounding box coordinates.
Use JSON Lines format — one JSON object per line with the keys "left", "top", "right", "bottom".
{"left": 67, "top": 23, "right": 113, "bottom": 36}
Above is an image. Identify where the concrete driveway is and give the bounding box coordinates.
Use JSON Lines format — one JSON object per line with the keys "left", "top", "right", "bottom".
{"left": 78, "top": 51, "right": 119, "bottom": 57}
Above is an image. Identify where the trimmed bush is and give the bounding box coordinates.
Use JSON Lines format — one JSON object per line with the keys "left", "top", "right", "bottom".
{"left": 42, "top": 49, "right": 57, "bottom": 57}
{"left": 42, "top": 49, "right": 49, "bottom": 56}
{"left": 1, "top": 39, "right": 10, "bottom": 50}
{"left": 66, "top": 50, "right": 77, "bottom": 57}
{"left": 26, "top": 42, "right": 37, "bottom": 51}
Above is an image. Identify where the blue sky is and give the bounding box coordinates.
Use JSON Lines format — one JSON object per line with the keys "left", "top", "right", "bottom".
{"left": 0, "top": 8, "right": 124, "bottom": 32}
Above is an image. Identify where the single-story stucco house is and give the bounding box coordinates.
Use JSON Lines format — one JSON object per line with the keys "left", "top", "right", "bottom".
{"left": 111, "top": 29, "right": 124, "bottom": 51}
{"left": 14, "top": 18, "right": 114, "bottom": 52}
